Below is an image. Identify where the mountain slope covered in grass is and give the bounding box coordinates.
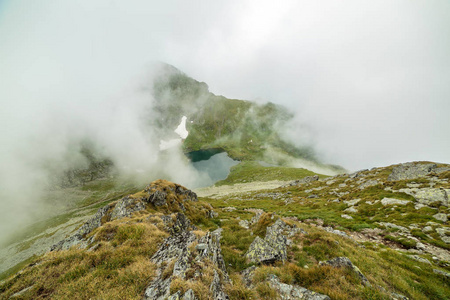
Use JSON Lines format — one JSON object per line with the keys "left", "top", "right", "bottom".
{"left": 2, "top": 161, "right": 449, "bottom": 299}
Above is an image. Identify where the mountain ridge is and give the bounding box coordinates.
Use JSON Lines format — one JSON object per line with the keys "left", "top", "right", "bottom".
{"left": 1, "top": 161, "right": 449, "bottom": 299}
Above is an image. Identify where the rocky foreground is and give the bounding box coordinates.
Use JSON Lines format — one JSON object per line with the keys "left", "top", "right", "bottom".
{"left": 1, "top": 162, "right": 449, "bottom": 299}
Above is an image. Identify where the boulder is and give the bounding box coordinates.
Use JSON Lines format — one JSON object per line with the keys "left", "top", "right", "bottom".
{"left": 267, "top": 274, "right": 331, "bottom": 300}
{"left": 344, "top": 199, "right": 361, "bottom": 206}
{"left": 388, "top": 162, "right": 437, "bottom": 181}
{"left": 381, "top": 198, "right": 410, "bottom": 206}
{"left": 320, "top": 257, "right": 370, "bottom": 286}
{"left": 288, "top": 175, "right": 319, "bottom": 186}
{"left": 433, "top": 213, "right": 448, "bottom": 223}
{"left": 399, "top": 188, "right": 448, "bottom": 207}
{"left": 246, "top": 219, "right": 300, "bottom": 264}
{"left": 358, "top": 179, "right": 379, "bottom": 190}
{"left": 145, "top": 227, "right": 230, "bottom": 299}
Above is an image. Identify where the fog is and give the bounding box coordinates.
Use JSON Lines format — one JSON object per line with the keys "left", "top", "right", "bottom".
{"left": 1, "top": 1, "right": 450, "bottom": 244}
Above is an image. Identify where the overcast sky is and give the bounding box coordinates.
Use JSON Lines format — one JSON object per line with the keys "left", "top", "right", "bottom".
{"left": 1, "top": 0, "right": 449, "bottom": 172}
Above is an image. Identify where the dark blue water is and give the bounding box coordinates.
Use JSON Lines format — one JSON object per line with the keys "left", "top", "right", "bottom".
{"left": 187, "top": 149, "right": 239, "bottom": 186}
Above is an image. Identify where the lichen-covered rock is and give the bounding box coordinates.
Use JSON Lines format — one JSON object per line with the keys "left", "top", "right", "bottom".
{"left": 414, "top": 189, "right": 448, "bottom": 207}
{"left": 433, "top": 213, "right": 448, "bottom": 223}
{"left": 288, "top": 175, "right": 319, "bottom": 186}
{"left": 436, "top": 227, "right": 450, "bottom": 243}
{"left": 246, "top": 219, "right": 300, "bottom": 264}
{"left": 144, "top": 227, "right": 229, "bottom": 299}
{"left": 381, "top": 198, "right": 410, "bottom": 206}
{"left": 319, "top": 257, "right": 370, "bottom": 286}
{"left": 210, "top": 270, "right": 229, "bottom": 300}
{"left": 358, "top": 179, "right": 378, "bottom": 190}
{"left": 197, "top": 228, "right": 229, "bottom": 281}
{"left": 267, "top": 274, "right": 331, "bottom": 300}
{"left": 388, "top": 162, "right": 437, "bottom": 181}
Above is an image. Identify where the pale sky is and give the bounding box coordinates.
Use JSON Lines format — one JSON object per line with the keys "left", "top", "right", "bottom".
{"left": 1, "top": 0, "right": 449, "bottom": 171}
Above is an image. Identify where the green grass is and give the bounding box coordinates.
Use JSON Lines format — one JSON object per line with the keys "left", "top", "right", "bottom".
{"left": 215, "top": 161, "right": 325, "bottom": 186}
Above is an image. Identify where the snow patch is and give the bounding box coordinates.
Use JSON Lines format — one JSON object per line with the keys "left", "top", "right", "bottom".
{"left": 175, "top": 116, "right": 189, "bottom": 139}
{"left": 159, "top": 116, "right": 189, "bottom": 151}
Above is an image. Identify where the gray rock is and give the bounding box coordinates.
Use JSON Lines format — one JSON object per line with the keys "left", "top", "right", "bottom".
{"left": 246, "top": 219, "right": 299, "bottom": 264}
{"left": 344, "top": 199, "right": 361, "bottom": 206}
{"left": 388, "top": 162, "right": 437, "bottom": 181}
{"left": 408, "top": 255, "right": 432, "bottom": 265}
{"left": 210, "top": 270, "right": 229, "bottom": 300}
{"left": 422, "top": 226, "right": 433, "bottom": 233}
{"left": 344, "top": 207, "right": 358, "bottom": 213}
{"left": 324, "top": 227, "right": 350, "bottom": 238}
{"left": 182, "top": 289, "right": 197, "bottom": 300}
{"left": 381, "top": 198, "right": 409, "bottom": 206}
{"left": 144, "top": 276, "right": 172, "bottom": 300}
{"left": 436, "top": 227, "right": 450, "bottom": 243}
{"left": 358, "top": 179, "right": 379, "bottom": 190}
{"left": 341, "top": 214, "right": 353, "bottom": 220}
{"left": 349, "top": 170, "right": 368, "bottom": 179}
{"left": 195, "top": 243, "right": 207, "bottom": 251}
{"left": 320, "top": 257, "right": 370, "bottom": 286}
{"left": 239, "top": 220, "right": 250, "bottom": 229}
{"left": 414, "top": 189, "right": 448, "bottom": 207}
{"left": 288, "top": 175, "right": 319, "bottom": 186}
{"left": 378, "top": 222, "right": 409, "bottom": 233}
{"left": 241, "top": 266, "right": 257, "bottom": 287}
{"left": 433, "top": 269, "right": 450, "bottom": 278}
{"left": 435, "top": 167, "right": 450, "bottom": 174}
{"left": 182, "top": 289, "right": 196, "bottom": 300}
{"left": 267, "top": 274, "right": 331, "bottom": 300}
{"left": 197, "top": 228, "right": 229, "bottom": 280}
{"left": 433, "top": 213, "right": 448, "bottom": 223}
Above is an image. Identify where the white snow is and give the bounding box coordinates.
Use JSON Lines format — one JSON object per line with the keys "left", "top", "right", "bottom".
{"left": 159, "top": 116, "right": 189, "bottom": 151}
{"left": 174, "top": 116, "right": 189, "bottom": 139}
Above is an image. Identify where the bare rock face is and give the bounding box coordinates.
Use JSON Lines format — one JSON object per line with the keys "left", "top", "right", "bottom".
{"left": 245, "top": 219, "right": 301, "bottom": 264}
{"left": 144, "top": 227, "right": 230, "bottom": 300}
{"left": 388, "top": 162, "right": 437, "bottom": 181}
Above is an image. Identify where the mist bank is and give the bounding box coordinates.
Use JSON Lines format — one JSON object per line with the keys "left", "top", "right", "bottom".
{"left": 0, "top": 63, "right": 332, "bottom": 247}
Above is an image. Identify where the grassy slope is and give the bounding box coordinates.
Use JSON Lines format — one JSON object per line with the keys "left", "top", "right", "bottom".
{"left": 215, "top": 161, "right": 326, "bottom": 186}
{"left": 2, "top": 164, "right": 449, "bottom": 299}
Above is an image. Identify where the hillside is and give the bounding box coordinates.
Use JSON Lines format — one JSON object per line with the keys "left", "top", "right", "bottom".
{"left": 1, "top": 161, "right": 449, "bottom": 299}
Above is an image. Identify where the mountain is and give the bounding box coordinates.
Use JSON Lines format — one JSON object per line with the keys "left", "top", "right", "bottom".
{"left": 1, "top": 161, "right": 449, "bottom": 299}
{"left": 1, "top": 66, "right": 449, "bottom": 299}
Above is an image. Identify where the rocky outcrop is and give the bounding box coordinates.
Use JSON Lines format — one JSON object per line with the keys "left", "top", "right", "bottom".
{"left": 144, "top": 227, "right": 230, "bottom": 300}
{"left": 240, "top": 267, "right": 330, "bottom": 300}
{"left": 399, "top": 188, "right": 448, "bottom": 207}
{"left": 267, "top": 274, "right": 331, "bottom": 300}
{"left": 51, "top": 180, "right": 198, "bottom": 251}
{"left": 319, "top": 257, "right": 370, "bottom": 287}
{"left": 287, "top": 175, "right": 319, "bottom": 186}
{"left": 388, "top": 162, "right": 437, "bottom": 181}
{"left": 246, "top": 219, "right": 302, "bottom": 264}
